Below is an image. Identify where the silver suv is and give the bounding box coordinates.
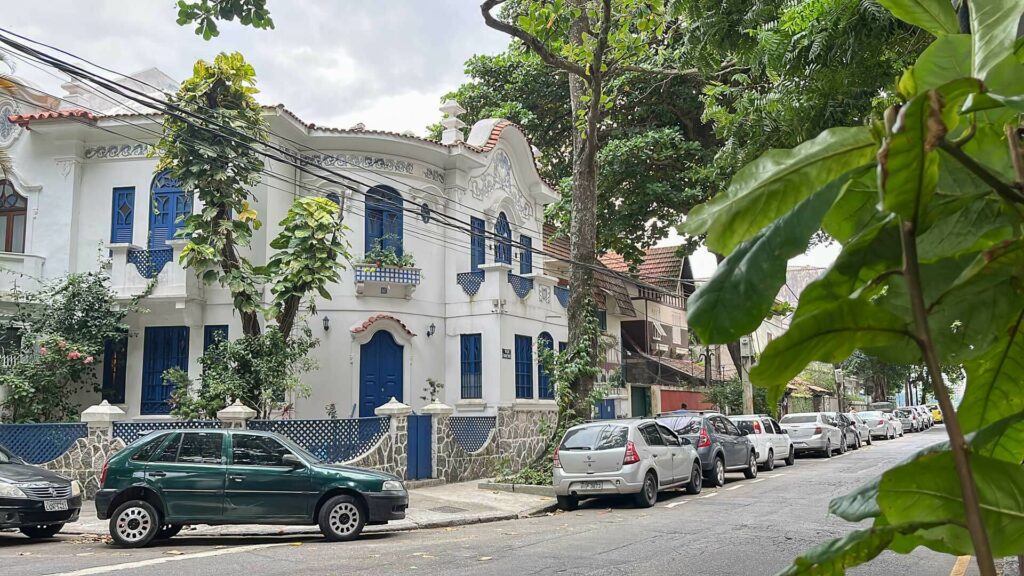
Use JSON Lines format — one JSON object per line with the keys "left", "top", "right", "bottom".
{"left": 553, "top": 420, "right": 701, "bottom": 510}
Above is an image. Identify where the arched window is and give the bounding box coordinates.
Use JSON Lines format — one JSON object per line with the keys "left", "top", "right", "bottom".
{"left": 538, "top": 331, "right": 554, "bottom": 399}
{"left": 325, "top": 192, "right": 341, "bottom": 206}
{"left": 148, "top": 171, "right": 191, "bottom": 250}
{"left": 0, "top": 179, "right": 27, "bottom": 253}
{"left": 365, "top": 186, "right": 403, "bottom": 257}
{"left": 495, "top": 212, "right": 511, "bottom": 264}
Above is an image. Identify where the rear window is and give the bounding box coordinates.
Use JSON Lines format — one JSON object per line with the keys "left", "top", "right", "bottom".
{"left": 780, "top": 414, "right": 818, "bottom": 424}
{"left": 559, "top": 425, "right": 629, "bottom": 451}
{"left": 734, "top": 420, "right": 758, "bottom": 434}
{"left": 130, "top": 433, "right": 167, "bottom": 462}
{"left": 658, "top": 416, "right": 702, "bottom": 434}
{"left": 860, "top": 411, "right": 882, "bottom": 419}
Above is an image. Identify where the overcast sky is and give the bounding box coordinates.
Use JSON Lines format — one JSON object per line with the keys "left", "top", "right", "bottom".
{"left": 5, "top": 0, "right": 837, "bottom": 274}
{"left": 4, "top": 0, "right": 510, "bottom": 135}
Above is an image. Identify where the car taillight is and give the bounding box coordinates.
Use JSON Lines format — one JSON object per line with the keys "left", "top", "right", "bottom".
{"left": 814, "top": 426, "right": 822, "bottom": 435}
{"left": 697, "top": 428, "right": 711, "bottom": 448}
{"left": 753, "top": 421, "right": 762, "bottom": 433}
{"left": 623, "top": 441, "right": 641, "bottom": 465}
{"left": 99, "top": 460, "right": 109, "bottom": 486}
{"left": 878, "top": 420, "right": 885, "bottom": 425}
{"left": 553, "top": 448, "right": 562, "bottom": 469}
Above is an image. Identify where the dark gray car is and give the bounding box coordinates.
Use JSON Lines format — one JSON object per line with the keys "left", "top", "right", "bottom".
{"left": 657, "top": 411, "right": 757, "bottom": 487}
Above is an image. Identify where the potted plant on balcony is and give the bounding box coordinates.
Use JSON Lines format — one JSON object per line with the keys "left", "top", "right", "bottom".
{"left": 360, "top": 235, "right": 415, "bottom": 270}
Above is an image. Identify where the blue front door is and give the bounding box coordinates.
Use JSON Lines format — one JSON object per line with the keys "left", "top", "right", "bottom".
{"left": 359, "top": 331, "right": 403, "bottom": 417}
{"left": 141, "top": 326, "right": 190, "bottom": 415}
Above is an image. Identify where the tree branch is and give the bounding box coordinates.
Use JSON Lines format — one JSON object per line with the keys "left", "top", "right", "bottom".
{"left": 616, "top": 64, "right": 700, "bottom": 77}
{"left": 480, "top": 0, "right": 588, "bottom": 78}
{"left": 939, "top": 139, "right": 1024, "bottom": 204}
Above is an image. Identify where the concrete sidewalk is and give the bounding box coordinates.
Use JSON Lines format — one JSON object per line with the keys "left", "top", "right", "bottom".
{"left": 65, "top": 480, "right": 557, "bottom": 537}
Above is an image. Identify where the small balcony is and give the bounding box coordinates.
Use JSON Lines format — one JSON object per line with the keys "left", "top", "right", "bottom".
{"left": 354, "top": 265, "right": 421, "bottom": 299}
{"left": 0, "top": 252, "right": 45, "bottom": 297}
{"left": 107, "top": 240, "right": 202, "bottom": 301}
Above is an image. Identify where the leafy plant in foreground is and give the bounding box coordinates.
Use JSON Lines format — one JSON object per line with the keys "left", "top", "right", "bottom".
{"left": 683, "top": 1, "right": 1024, "bottom": 574}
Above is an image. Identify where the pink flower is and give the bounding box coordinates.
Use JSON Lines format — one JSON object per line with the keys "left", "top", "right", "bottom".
{"left": 84, "top": 356, "right": 94, "bottom": 364}
{"left": 39, "top": 346, "right": 47, "bottom": 355}
{"left": 57, "top": 340, "right": 66, "bottom": 349}
{"left": 67, "top": 351, "right": 81, "bottom": 360}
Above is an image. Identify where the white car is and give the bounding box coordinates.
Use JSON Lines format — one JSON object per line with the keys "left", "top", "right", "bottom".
{"left": 729, "top": 414, "right": 795, "bottom": 470}
{"left": 886, "top": 412, "right": 905, "bottom": 437}
{"left": 779, "top": 412, "right": 845, "bottom": 457}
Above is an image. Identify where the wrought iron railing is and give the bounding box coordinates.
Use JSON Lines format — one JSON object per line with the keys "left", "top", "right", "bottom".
{"left": 507, "top": 271, "right": 534, "bottom": 298}
{"left": 449, "top": 416, "right": 495, "bottom": 453}
{"left": 248, "top": 417, "right": 389, "bottom": 463}
{"left": 457, "top": 271, "right": 484, "bottom": 296}
{"left": 554, "top": 285, "right": 570, "bottom": 308}
{"left": 127, "top": 248, "right": 173, "bottom": 279}
{"left": 0, "top": 423, "right": 88, "bottom": 464}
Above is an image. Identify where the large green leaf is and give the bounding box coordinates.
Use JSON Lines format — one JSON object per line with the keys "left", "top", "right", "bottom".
{"left": 960, "top": 309, "right": 1024, "bottom": 432}
{"left": 687, "top": 183, "right": 841, "bottom": 344}
{"left": 750, "top": 300, "right": 914, "bottom": 404}
{"left": 971, "top": 411, "right": 1024, "bottom": 463}
{"left": 774, "top": 521, "right": 951, "bottom": 576}
{"left": 898, "top": 34, "right": 971, "bottom": 98}
{"left": 879, "top": 451, "right": 1024, "bottom": 556}
{"left": 821, "top": 169, "right": 880, "bottom": 244}
{"left": 877, "top": 0, "right": 959, "bottom": 36}
{"left": 970, "top": 0, "right": 1024, "bottom": 81}
{"left": 878, "top": 91, "right": 943, "bottom": 223}
{"left": 685, "top": 127, "right": 877, "bottom": 255}
{"left": 917, "top": 196, "right": 1014, "bottom": 262}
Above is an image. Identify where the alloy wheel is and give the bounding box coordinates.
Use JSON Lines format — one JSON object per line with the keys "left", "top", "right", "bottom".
{"left": 328, "top": 502, "right": 361, "bottom": 537}
{"left": 716, "top": 459, "right": 725, "bottom": 485}
{"left": 115, "top": 506, "right": 153, "bottom": 544}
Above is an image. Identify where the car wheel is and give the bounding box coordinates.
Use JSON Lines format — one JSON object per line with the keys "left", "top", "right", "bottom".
{"left": 20, "top": 524, "right": 63, "bottom": 539}
{"left": 155, "top": 524, "right": 183, "bottom": 540}
{"left": 785, "top": 447, "right": 796, "bottom": 466}
{"left": 685, "top": 462, "right": 703, "bottom": 495}
{"left": 839, "top": 436, "right": 847, "bottom": 454}
{"left": 634, "top": 471, "right": 658, "bottom": 508}
{"left": 761, "top": 449, "right": 775, "bottom": 471}
{"left": 743, "top": 452, "right": 758, "bottom": 479}
{"left": 109, "top": 500, "right": 160, "bottom": 548}
{"left": 318, "top": 495, "right": 366, "bottom": 542}
{"left": 556, "top": 495, "right": 579, "bottom": 511}
{"left": 706, "top": 456, "right": 726, "bottom": 487}
{"left": 823, "top": 440, "right": 832, "bottom": 458}
{"left": 867, "top": 434, "right": 873, "bottom": 446}
{"left": 852, "top": 434, "right": 860, "bottom": 450}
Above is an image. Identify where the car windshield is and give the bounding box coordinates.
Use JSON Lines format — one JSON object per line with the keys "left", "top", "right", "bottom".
{"left": 734, "top": 420, "right": 758, "bottom": 434}
{"left": 657, "top": 416, "right": 702, "bottom": 434}
{"left": 780, "top": 414, "right": 818, "bottom": 424}
{"left": 559, "top": 425, "right": 629, "bottom": 451}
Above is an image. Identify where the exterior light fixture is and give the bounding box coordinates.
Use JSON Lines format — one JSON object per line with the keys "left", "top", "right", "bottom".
{"left": 322, "top": 316, "right": 330, "bottom": 332}
{"left": 427, "top": 323, "right": 436, "bottom": 337}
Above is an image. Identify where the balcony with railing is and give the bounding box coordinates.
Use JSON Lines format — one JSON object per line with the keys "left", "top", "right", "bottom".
{"left": 354, "top": 264, "right": 421, "bottom": 299}
{"left": 107, "top": 240, "right": 201, "bottom": 300}
{"left": 0, "top": 252, "right": 44, "bottom": 297}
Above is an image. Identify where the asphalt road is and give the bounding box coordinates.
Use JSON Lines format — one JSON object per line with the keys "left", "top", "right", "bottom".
{"left": 0, "top": 426, "right": 969, "bottom": 576}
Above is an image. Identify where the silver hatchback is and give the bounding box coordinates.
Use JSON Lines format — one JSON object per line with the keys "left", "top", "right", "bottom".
{"left": 553, "top": 420, "right": 701, "bottom": 510}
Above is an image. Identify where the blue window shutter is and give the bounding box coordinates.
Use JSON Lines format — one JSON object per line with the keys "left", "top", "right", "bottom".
{"left": 149, "top": 171, "right": 190, "bottom": 249}
{"left": 203, "top": 325, "right": 228, "bottom": 351}
{"left": 110, "top": 187, "right": 135, "bottom": 244}
{"left": 519, "top": 235, "right": 532, "bottom": 274}
{"left": 495, "top": 212, "right": 511, "bottom": 264}
{"left": 470, "top": 217, "right": 485, "bottom": 271}
{"left": 365, "top": 211, "right": 384, "bottom": 253}
{"left": 515, "top": 334, "right": 533, "bottom": 399}
{"left": 461, "top": 334, "right": 482, "bottom": 399}
{"left": 538, "top": 332, "right": 553, "bottom": 399}
{"left": 366, "top": 186, "right": 403, "bottom": 257}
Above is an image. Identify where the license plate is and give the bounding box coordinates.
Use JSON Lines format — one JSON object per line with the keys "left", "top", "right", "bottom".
{"left": 44, "top": 500, "right": 68, "bottom": 512}
{"left": 578, "top": 481, "right": 603, "bottom": 491}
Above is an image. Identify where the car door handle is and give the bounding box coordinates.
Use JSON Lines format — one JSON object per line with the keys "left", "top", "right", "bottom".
{"left": 652, "top": 454, "right": 658, "bottom": 458}
{"left": 148, "top": 471, "right": 166, "bottom": 478}
{"left": 229, "top": 475, "right": 246, "bottom": 482}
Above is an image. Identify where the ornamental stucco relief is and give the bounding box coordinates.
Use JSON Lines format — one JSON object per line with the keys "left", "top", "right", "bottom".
{"left": 467, "top": 150, "right": 533, "bottom": 220}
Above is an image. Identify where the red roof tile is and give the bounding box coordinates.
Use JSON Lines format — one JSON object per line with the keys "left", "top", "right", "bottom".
{"left": 8, "top": 109, "right": 97, "bottom": 128}
{"left": 349, "top": 314, "right": 416, "bottom": 337}
{"left": 600, "top": 245, "right": 684, "bottom": 291}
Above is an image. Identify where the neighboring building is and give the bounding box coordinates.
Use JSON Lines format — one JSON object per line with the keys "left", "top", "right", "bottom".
{"left": 0, "top": 68, "right": 633, "bottom": 420}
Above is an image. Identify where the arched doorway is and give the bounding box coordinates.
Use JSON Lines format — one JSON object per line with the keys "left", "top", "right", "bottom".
{"left": 359, "top": 330, "right": 404, "bottom": 417}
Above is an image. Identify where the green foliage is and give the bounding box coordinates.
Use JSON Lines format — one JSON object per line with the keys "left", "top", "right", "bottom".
{"left": 685, "top": 0, "right": 1024, "bottom": 571}
{"left": 360, "top": 234, "right": 415, "bottom": 268}
{"left": 702, "top": 378, "right": 770, "bottom": 414}
{"left": 168, "top": 327, "right": 317, "bottom": 420}
{"left": 420, "top": 378, "right": 444, "bottom": 403}
{"left": 176, "top": 0, "right": 274, "bottom": 39}
{"left": 0, "top": 271, "right": 137, "bottom": 422}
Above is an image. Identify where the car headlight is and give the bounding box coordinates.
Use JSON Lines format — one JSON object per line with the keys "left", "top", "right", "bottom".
{"left": 381, "top": 480, "right": 405, "bottom": 492}
{"left": 0, "top": 481, "right": 27, "bottom": 498}
{"left": 71, "top": 480, "right": 82, "bottom": 497}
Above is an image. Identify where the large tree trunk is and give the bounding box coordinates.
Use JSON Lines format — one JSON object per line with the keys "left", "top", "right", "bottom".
{"left": 566, "top": 2, "right": 600, "bottom": 420}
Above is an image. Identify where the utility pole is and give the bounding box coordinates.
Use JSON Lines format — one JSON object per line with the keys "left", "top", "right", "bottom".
{"left": 739, "top": 337, "right": 754, "bottom": 414}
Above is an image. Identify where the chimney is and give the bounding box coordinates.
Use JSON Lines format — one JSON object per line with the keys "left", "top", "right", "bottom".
{"left": 439, "top": 99, "right": 466, "bottom": 145}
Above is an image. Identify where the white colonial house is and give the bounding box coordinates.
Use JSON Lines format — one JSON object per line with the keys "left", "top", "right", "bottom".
{"left": 0, "top": 68, "right": 635, "bottom": 420}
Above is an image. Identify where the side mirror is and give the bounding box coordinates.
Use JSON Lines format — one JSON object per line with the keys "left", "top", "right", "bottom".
{"left": 281, "top": 454, "right": 304, "bottom": 468}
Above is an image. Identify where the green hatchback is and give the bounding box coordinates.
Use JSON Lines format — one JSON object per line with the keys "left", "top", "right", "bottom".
{"left": 94, "top": 429, "right": 408, "bottom": 547}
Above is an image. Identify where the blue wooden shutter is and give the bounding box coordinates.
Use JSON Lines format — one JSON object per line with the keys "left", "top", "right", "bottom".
{"left": 203, "top": 325, "right": 228, "bottom": 351}
{"left": 515, "top": 334, "right": 533, "bottom": 399}
{"left": 110, "top": 187, "right": 135, "bottom": 244}
{"left": 141, "top": 326, "right": 189, "bottom": 415}
{"left": 384, "top": 209, "right": 403, "bottom": 257}
{"left": 519, "top": 235, "right": 532, "bottom": 274}
{"left": 470, "top": 217, "right": 485, "bottom": 272}
{"left": 538, "top": 332, "right": 553, "bottom": 399}
{"left": 365, "top": 210, "right": 384, "bottom": 253}
{"left": 461, "top": 334, "right": 482, "bottom": 399}
{"left": 495, "top": 212, "right": 511, "bottom": 264}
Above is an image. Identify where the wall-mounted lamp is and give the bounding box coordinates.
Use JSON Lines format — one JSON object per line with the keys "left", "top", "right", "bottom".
{"left": 322, "top": 316, "right": 330, "bottom": 332}
{"left": 427, "top": 323, "right": 436, "bottom": 337}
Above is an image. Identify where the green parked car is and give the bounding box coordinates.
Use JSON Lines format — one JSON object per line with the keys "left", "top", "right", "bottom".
{"left": 95, "top": 429, "right": 408, "bottom": 548}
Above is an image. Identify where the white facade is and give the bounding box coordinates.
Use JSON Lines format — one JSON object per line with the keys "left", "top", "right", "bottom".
{"left": 0, "top": 70, "right": 612, "bottom": 420}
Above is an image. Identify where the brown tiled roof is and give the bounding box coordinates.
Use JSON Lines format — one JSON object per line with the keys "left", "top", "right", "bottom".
{"left": 542, "top": 222, "right": 570, "bottom": 263}
{"left": 8, "top": 109, "right": 97, "bottom": 127}
{"left": 600, "top": 245, "right": 684, "bottom": 291}
{"left": 542, "top": 222, "right": 636, "bottom": 318}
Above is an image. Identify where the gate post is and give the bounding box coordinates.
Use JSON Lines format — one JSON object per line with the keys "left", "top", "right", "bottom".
{"left": 421, "top": 401, "right": 453, "bottom": 481}
{"left": 375, "top": 397, "right": 412, "bottom": 480}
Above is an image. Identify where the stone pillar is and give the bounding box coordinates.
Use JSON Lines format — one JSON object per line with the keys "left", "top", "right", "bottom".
{"left": 421, "top": 401, "right": 453, "bottom": 480}
{"left": 217, "top": 400, "right": 257, "bottom": 429}
{"left": 375, "top": 397, "right": 412, "bottom": 480}
{"left": 81, "top": 400, "right": 126, "bottom": 442}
